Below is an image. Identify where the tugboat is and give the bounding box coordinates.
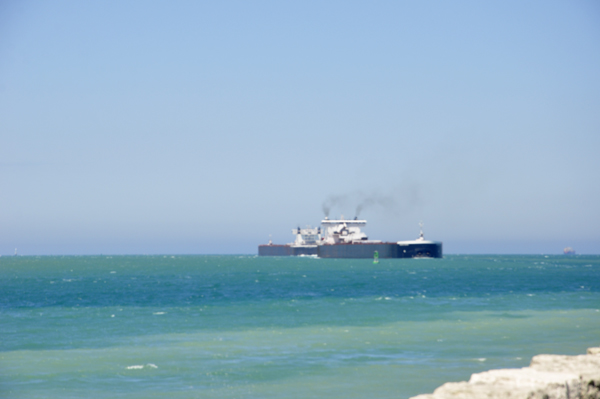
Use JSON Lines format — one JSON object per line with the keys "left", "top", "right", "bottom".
{"left": 259, "top": 217, "right": 442, "bottom": 258}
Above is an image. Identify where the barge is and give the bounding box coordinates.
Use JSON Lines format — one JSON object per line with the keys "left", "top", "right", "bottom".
{"left": 259, "top": 217, "right": 442, "bottom": 258}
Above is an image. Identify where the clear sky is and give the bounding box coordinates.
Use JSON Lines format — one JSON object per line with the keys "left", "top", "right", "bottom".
{"left": 1, "top": 0, "right": 599, "bottom": 255}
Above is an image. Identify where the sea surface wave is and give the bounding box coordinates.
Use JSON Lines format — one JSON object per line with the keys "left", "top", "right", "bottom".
{"left": 1, "top": 255, "right": 598, "bottom": 398}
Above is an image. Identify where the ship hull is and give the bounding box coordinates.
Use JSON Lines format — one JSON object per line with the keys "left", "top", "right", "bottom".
{"left": 395, "top": 242, "right": 442, "bottom": 258}
{"left": 317, "top": 242, "right": 442, "bottom": 258}
{"left": 258, "top": 245, "right": 318, "bottom": 256}
{"left": 258, "top": 242, "right": 442, "bottom": 258}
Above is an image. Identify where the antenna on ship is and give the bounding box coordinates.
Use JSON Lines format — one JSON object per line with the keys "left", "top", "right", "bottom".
{"left": 419, "top": 221, "right": 424, "bottom": 239}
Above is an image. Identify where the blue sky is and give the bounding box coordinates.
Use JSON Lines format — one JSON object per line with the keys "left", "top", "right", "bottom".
{"left": 1, "top": 0, "right": 599, "bottom": 255}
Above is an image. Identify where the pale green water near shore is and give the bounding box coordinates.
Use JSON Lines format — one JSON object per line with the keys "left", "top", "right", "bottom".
{"left": 1, "top": 255, "right": 599, "bottom": 398}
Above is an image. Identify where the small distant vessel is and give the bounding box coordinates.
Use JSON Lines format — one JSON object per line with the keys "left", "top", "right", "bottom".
{"left": 259, "top": 217, "right": 442, "bottom": 258}
{"left": 563, "top": 247, "right": 576, "bottom": 255}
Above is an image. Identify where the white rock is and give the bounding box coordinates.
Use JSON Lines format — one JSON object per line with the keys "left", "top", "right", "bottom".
{"left": 410, "top": 347, "right": 600, "bottom": 399}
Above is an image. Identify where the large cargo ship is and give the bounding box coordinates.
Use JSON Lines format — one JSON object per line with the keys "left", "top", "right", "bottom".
{"left": 259, "top": 217, "right": 442, "bottom": 258}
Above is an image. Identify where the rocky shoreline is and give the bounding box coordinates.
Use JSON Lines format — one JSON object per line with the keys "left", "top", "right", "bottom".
{"left": 411, "top": 347, "right": 600, "bottom": 399}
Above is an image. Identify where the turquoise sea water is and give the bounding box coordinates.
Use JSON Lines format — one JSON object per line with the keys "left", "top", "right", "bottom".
{"left": 1, "top": 255, "right": 599, "bottom": 399}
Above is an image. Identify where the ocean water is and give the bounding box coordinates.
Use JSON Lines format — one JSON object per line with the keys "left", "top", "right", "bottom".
{"left": 1, "top": 255, "right": 599, "bottom": 399}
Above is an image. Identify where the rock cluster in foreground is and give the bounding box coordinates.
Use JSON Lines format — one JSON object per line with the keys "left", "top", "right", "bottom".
{"left": 411, "top": 347, "right": 600, "bottom": 399}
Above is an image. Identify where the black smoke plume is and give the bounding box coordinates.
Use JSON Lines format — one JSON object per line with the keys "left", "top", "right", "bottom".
{"left": 322, "top": 184, "right": 421, "bottom": 218}
{"left": 322, "top": 194, "right": 348, "bottom": 217}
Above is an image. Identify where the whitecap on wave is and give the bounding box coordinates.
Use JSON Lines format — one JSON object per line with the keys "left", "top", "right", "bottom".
{"left": 126, "top": 364, "right": 158, "bottom": 370}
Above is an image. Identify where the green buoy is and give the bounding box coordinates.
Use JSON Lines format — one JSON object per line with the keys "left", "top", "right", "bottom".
{"left": 373, "top": 250, "right": 379, "bottom": 264}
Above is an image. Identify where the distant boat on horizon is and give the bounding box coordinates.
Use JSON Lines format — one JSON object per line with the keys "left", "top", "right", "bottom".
{"left": 563, "top": 247, "right": 576, "bottom": 255}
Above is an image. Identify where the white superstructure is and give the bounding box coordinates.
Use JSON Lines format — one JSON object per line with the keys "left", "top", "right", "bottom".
{"left": 291, "top": 226, "right": 321, "bottom": 247}
{"left": 397, "top": 222, "right": 435, "bottom": 246}
{"left": 320, "top": 216, "right": 380, "bottom": 244}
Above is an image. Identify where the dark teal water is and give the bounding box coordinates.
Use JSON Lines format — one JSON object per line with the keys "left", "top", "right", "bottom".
{"left": 1, "top": 255, "right": 599, "bottom": 398}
